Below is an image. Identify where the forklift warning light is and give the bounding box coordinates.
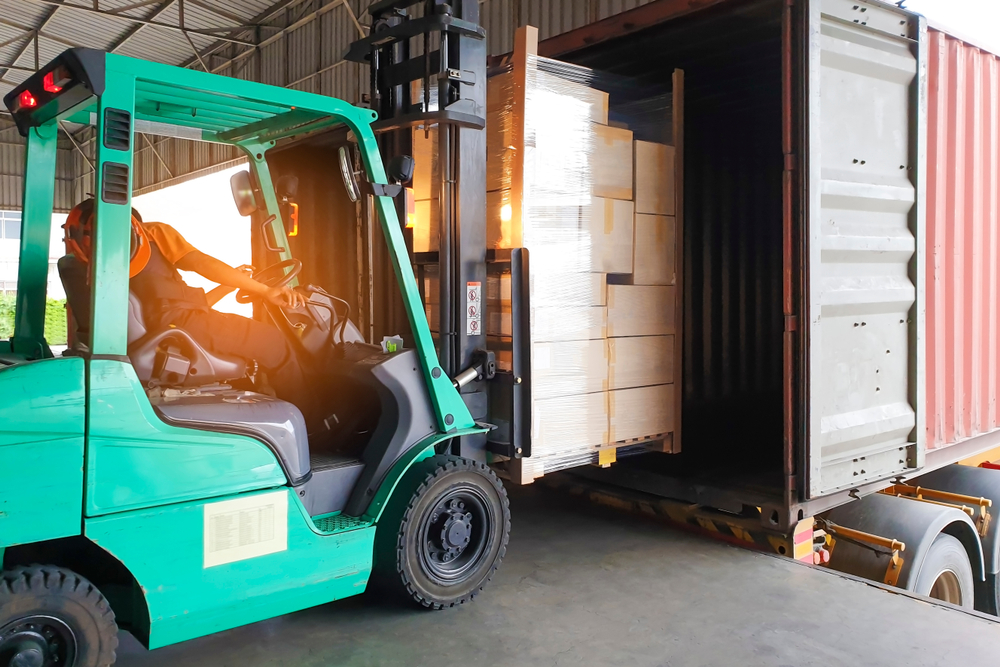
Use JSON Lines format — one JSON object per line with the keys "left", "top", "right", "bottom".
{"left": 17, "top": 90, "right": 37, "bottom": 109}
{"left": 43, "top": 72, "right": 62, "bottom": 93}
{"left": 44, "top": 66, "right": 72, "bottom": 93}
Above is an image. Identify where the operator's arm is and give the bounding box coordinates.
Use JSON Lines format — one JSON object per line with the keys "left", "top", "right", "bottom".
{"left": 204, "top": 264, "right": 253, "bottom": 306}
{"left": 176, "top": 251, "right": 305, "bottom": 308}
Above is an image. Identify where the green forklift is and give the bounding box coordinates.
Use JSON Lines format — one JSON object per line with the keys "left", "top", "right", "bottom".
{"left": 0, "top": 48, "right": 509, "bottom": 667}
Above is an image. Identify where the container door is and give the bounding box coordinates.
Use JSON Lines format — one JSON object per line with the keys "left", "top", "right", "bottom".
{"left": 806, "top": 0, "right": 925, "bottom": 497}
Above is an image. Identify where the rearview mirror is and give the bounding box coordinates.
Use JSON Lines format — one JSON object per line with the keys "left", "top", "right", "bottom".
{"left": 339, "top": 146, "right": 361, "bottom": 203}
{"left": 387, "top": 155, "right": 414, "bottom": 185}
{"left": 230, "top": 170, "right": 257, "bottom": 216}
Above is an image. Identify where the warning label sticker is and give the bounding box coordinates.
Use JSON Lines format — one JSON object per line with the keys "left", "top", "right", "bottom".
{"left": 467, "top": 281, "right": 482, "bottom": 336}
{"left": 204, "top": 490, "right": 288, "bottom": 568}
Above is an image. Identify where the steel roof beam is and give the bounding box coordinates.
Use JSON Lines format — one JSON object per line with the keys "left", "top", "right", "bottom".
{"left": 175, "top": 0, "right": 306, "bottom": 72}
{"left": 183, "top": 0, "right": 248, "bottom": 27}
{"left": 0, "top": 31, "right": 34, "bottom": 53}
{"left": 0, "top": 8, "right": 58, "bottom": 83}
{"left": 107, "top": 0, "right": 176, "bottom": 53}
{"left": 25, "top": 0, "right": 258, "bottom": 45}
{"left": 104, "top": 0, "right": 164, "bottom": 15}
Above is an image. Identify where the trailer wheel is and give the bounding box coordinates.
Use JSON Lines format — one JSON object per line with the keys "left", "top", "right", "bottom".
{"left": 0, "top": 565, "right": 118, "bottom": 667}
{"left": 913, "top": 534, "right": 975, "bottom": 609}
{"left": 375, "top": 455, "right": 510, "bottom": 609}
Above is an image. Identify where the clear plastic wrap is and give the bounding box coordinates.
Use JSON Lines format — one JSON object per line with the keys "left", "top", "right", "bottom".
{"left": 486, "top": 54, "right": 624, "bottom": 479}
{"left": 420, "top": 49, "right": 677, "bottom": 480}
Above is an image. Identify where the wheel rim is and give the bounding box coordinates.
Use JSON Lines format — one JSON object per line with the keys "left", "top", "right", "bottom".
{"left": 418, "top": 483, "right": 495, "bottom": 586}
{"left": 928, "top": 569, "right": 964, "bottom": 606}
{"left": 0, "top": 615, "right": 78, "bottom": 667}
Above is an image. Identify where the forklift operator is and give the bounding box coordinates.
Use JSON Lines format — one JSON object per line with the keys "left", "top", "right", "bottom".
{"left": 64, "top": 197, "right": 313, "bottom": 416}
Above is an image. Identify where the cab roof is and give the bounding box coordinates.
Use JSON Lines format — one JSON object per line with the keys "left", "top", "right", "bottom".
{"left": 3, "top": 48, "right": 375, "bottom": 146}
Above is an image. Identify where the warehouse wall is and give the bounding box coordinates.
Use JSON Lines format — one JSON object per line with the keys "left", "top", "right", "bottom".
{"left": 60, "top": 0, "right": 664, "bottom": 202}
{"left": 0, "top": 0, "right": 664, "bottom": 205}
{"left": 1, "top": 117, "right": 85, "bottom": 212}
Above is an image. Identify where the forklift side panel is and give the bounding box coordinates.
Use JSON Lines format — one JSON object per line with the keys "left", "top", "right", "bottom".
{"left": 85, "top": 360, "right": 287, "bottom": 516}
{"left": 0, "top": 358, "right": 85, "bottom": 547}
{"left": 85, "top": 487, "right": 373, "bottom": 649}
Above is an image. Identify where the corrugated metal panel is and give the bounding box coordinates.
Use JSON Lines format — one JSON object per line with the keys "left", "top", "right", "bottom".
{"left": 2, "top": 0, "right": 668, "bottom": 198}
{"left": 480, "top": 0, "right": 657, "bottom": 55}
{"left": 926, "top": 28, "right": 1000, "bottom": 452}
{"left": 806, "top": 0, "right": 921, "bottom": 496}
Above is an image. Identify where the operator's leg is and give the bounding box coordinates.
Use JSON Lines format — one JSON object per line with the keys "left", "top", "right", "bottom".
{"left": 168, "top": 309, "right": 317, "bottom": 423}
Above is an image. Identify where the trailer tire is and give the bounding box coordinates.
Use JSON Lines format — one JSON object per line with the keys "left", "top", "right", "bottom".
{"left": 374, "top": 455, "right": 510, "bottom": 609}
{"left": 913, "top": 534, "right": 975, "bottom": 609}
{"left": 0, "top": 565, "right": 118, "bottom": 667}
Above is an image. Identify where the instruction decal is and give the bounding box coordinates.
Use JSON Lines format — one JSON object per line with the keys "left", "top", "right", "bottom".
{"left": 467, "top": 281, "right": 482, "bottom": 336}
{"left": 204, "top": 490, "right": 288, "bottom": 568}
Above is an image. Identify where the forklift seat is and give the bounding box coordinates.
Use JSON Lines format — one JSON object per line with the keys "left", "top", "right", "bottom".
{"left": 58, "top": 255, "right": 248, "bottom": 388}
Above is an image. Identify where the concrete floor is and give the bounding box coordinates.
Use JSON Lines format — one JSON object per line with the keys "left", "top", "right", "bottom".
{"left": 117, "top": 484, "right": 1000, "bottom": 667}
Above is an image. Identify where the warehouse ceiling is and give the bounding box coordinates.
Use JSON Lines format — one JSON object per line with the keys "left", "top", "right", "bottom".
{"left": 0, "top": 0, "right": 338, "bottom": 100}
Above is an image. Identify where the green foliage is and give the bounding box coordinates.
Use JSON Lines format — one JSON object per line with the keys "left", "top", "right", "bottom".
{"left": 0, "top": 293, "right": 68, "bottom": 345}
{"left": 0, "top": 294, "right": 13, "bottom": 340}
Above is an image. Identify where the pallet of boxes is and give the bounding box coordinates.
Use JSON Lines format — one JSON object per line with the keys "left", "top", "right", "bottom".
{"left": 484, "top": 26, "right": 683, "bottom": 485}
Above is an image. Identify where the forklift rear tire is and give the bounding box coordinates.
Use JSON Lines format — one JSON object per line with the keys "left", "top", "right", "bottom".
{"left": 0, "top": 565, "right": 119, "bottom": 667}
{"left": 913, "top": 534, "right": 975, "bottom": 609}
{"left": 375, "top": 455, "right": 510, "bottom": 609}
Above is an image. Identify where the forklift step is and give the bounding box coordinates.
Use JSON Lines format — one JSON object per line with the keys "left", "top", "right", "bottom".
{"left": 312, "top": 512, "right": 373, "bottom": 535}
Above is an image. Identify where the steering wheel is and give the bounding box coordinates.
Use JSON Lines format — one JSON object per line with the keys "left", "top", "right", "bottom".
{"left": 235, "top": 258, "right": 303, "bottom": 304}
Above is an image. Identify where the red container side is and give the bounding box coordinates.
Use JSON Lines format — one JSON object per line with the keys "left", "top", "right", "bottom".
{"left": 926, "top": 29, "right": 1000, "bottom": 450}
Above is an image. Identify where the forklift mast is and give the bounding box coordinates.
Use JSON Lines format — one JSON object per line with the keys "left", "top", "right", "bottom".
{"left": 347, "top": 0, "right": 490, "bottom": 461}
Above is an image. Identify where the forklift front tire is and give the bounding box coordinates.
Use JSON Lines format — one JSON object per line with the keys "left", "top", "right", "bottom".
{"left": 0, "top": 565, "right": 119, "bottom": 667}
{"left": 376, "top": 455, "right": 510, "bottom": 609}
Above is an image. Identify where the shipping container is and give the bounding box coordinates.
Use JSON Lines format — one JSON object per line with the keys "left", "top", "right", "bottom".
{"left": 483, "top": 0, "right": 1000, "bottom": 532}
{"left": 269, "top": 0, "right": 1000, "bottom": 607}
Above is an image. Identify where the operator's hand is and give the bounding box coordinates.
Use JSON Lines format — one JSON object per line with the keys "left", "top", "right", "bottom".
{"left": 266, "top": 286, "right": 305, "bottom": 309}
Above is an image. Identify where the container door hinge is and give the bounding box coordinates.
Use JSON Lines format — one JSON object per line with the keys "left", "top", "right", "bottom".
{"left": 784, "top": 315, "right": 798, "bottom": 332}
{"left": 784, "top": 153, "right": 797, "bottom": 171}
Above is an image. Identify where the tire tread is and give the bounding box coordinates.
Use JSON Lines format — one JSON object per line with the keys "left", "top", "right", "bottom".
{"left": 0, "top": 564, "right": 119, "bottom": 667}
{"left": 382, "top": 455, "right": 510, "bottom": 610}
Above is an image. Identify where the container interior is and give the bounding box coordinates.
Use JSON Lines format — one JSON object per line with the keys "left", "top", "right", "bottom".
{"left": 560, "top": 0, "right": 787, "bottom": 498}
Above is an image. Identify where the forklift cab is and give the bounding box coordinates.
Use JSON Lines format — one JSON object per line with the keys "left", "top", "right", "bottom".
{"left": 0, "top": 48, "right": 506, "bottom": 661}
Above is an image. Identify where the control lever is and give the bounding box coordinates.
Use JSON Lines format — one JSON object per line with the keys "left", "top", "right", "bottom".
{"left": 453, "top": 350, "right": 496, "bottom": 389}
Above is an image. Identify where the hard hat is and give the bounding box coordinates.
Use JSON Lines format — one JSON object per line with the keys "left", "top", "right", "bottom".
{"left": 65, "top": 198, "right": 150, "bottom": 277}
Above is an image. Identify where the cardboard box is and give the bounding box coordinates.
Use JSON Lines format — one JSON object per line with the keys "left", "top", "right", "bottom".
{"left": 488, "top": 271, "right": 605, "bottom": 308}
{"left": 487, "top": 108, "right": 514, "bottom": 191}
{"left": 608, "top": 335, "right": 674, "bottom": 390}
{"left": 607, "top": 285, "right": 676, "bottom": 337}
{"left": 412, "top": 126, "right": 438, "bottom": 201}
{"left": 532, "top": 272, "right": 606, "bottom": 307}
{"left": 489, "top": 69, "right": 608, "bottom": 122}
{"left": 532, "top": 390, "right": 609, "bottom": 451}
{"left": 632, "top": 214, "right": 675, "bottom": 285}
{"left": 634, "top": 141, "right": 675, "bottom": 215}
{"left": 593, "top": 125, "right": 634, "bottom": 201}
{"left": 610, "top": 384, "right": 675, "bottom": 442}
{"left": 487, "top": 71, "right": 513, "bottom": 113}
{"left": 532, "top": 339, "right": 609, "bottom": 399}
{"left": 425, "top": 303, "right": 439, "bottom": 333}
{"left": 532, "top": 305, "right": 607, "bottom": 342}
{"left": 413, "top": 199, "right": 439, "bottom": 253}
{"left": 589, "top": 198, "right": 633, "bottom": 274}
{"left": 486, "top": 189, "right": 516, "bottom": 249}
